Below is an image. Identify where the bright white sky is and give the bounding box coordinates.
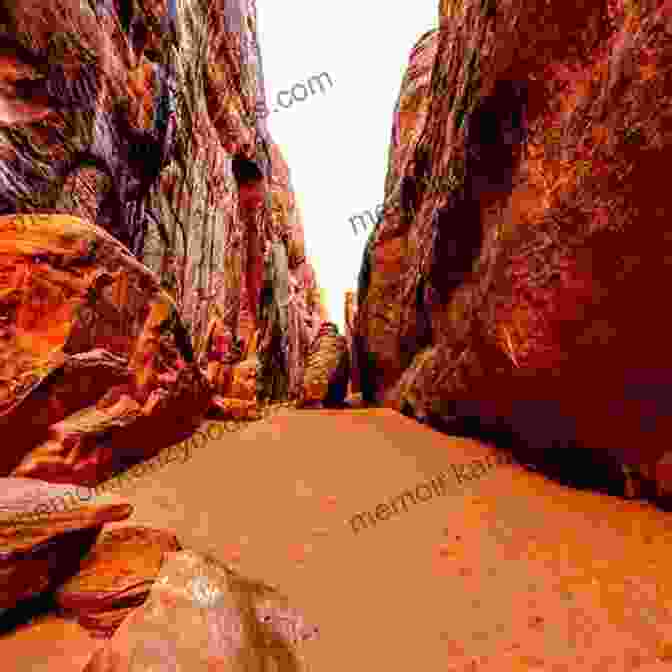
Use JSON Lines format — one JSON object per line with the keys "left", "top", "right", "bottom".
{"left": 255, "top": 1, "right": 438, "bottom": 331}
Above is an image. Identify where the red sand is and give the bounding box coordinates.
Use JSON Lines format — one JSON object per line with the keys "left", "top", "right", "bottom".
{"left": 4, "top": 408, "right": 672, "bottom": 670}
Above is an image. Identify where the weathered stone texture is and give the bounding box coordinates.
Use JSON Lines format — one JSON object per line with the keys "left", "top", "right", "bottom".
{"left": 55, "top": 525, "right": 181, "bottom": 637}
{"left": 355, "top": 0, "right": 672, "bottom": 492}
{"left": 344, "top": 290, "right": 359, "bottom": 395}
{"left": 0, "top": 477, "right": 132, "bottom": 612}
{"left": 300, "top": 322, "right": 350, "bottom": 408}
{"left": 0, "top": 0, "right": 325, "bottom": 480}
{"left": 83, "top": 549, "right": 317, "bottom": 671}
{"left": 0, "top": 214, "right": 210, "bottom": 484}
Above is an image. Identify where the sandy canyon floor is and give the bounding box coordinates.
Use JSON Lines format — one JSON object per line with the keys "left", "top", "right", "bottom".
{"left": 4, "top": 408, "right": 672, "bottom": 671}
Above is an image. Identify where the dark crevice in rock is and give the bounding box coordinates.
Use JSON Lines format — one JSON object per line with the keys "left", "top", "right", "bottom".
{"left": 429, "top": 80, "right": 528, "bottom": 303}
{"left": 429, "top": 195, "right": 482, "bottom": 302}
{"left": 465, "top": 79, "right": 528, "bottom": 205}
{"left": 400, "top": 279, "right": 433, "bottom": 362}
{"left": 117, "top": 0, "right": 133, "bottom": 35}
{"left": 401, "top": 144, "right": 432, "bottom": 226}
{"left": 354, "top": 334, "right": 378, "bottom": 405}
{"left": 130, "top": 17, "right": 149, "bottom": 56}
{"left": 231, "top": 154, "right": 264, "bottom": 185}
{"left": 0, "top": 591, "right": 58, "bottom": 636}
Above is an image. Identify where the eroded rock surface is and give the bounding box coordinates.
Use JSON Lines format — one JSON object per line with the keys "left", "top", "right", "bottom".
{"left": 1, "top": 214, "right": 210, "bottom": 484}
{"left": 83, "top": 549, "right": 317, "bottom": 672}
{"left": 55, "top": 526, "right": 181, "bottom": 637}
{"left": 344, "top": 290, "right": 359, "bottom": 396}
{"left": 300, "top": 322, "right": 350, "bottom": 408}
{"left": 0, "top": 0, "right": 325, "bottom": 480}
{"left": 0, "top": 477, "right": 132, "bottom": 612}
{"left": 355, "top": 0, "right": 672, "bottom": 493}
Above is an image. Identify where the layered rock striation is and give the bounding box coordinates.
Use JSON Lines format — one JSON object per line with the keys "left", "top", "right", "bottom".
{"left": 0, "top": 0, "right": 325, "bottom": 481}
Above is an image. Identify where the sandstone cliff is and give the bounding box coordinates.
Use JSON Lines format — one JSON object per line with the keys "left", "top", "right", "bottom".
{"left": 0, "top": 0, "right": 324, "bottom": 483}
{"left": 354, "top": 0, "right": 672, "bottom": 496}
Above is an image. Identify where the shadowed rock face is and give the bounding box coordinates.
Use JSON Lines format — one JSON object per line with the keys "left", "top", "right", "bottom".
{"left": 0, "top": 0, "right": 325, "bottom": 479}
{"left": 355, "top": 0, "right": 672, "bottom": 495}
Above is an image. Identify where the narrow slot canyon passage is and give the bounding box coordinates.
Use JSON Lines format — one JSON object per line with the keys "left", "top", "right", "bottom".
{"left": 1, "top": 0, "right": 672, "bottom": 670}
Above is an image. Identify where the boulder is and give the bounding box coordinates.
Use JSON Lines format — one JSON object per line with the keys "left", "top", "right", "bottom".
{"left": 230, "top": 359, "right": 260, "bottom": 402}
{"left": 210, "top": 396, "right": 260, "bottom": 421}
{"left": 55, "top": 526, "right": 181, "bottom": 638}
{"left": 82, "top": 550, "right": 317, "bottom": 671}
{"left": 0, "top": 214, "right": 210, "bottom": 485}
{"left": 0, "top": 477, "right": 132, "bottom": 612}
{"left": 300, "top": 323, "right": 350, "bottom": 408}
